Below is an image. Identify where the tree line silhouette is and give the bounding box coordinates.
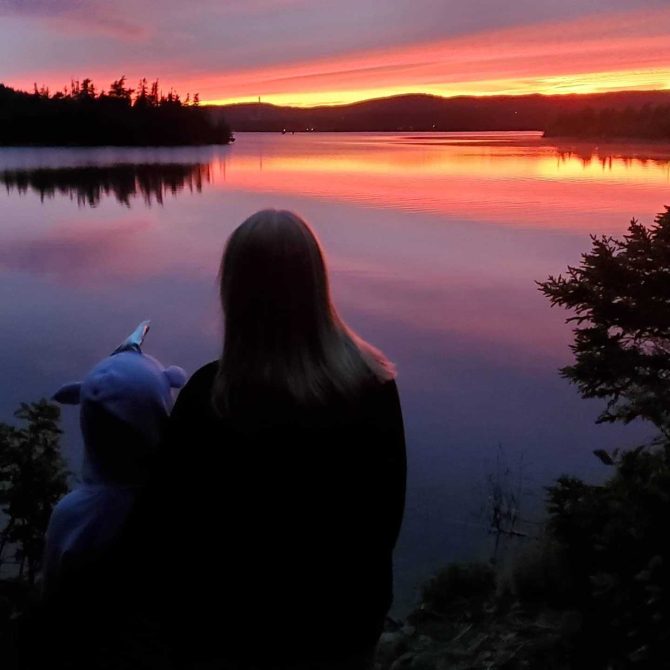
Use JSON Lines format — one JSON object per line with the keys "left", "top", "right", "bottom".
{"left": 0, "top": 77, "right": 233, "bottom": 146}
{"left": 544, "top": 104, "right": 670, "bottom": 140}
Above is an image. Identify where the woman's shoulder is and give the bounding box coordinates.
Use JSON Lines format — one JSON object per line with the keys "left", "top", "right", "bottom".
{"left": 365, "top": 375, "right": 400, "bottom": 408}
{"left": 355, "top": 376, "right": 404, "bottom": 432}
{"left": 185, "top": 360, "right": 219, "bottom": 390}
{"left": 327, "top": 376, "right": 401, "bottom": 432}
{"left": 171, "top": 361, "right": 219, "bottom": 417}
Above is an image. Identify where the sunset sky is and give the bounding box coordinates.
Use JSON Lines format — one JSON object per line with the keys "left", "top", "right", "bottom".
{"left": 1, "top": 0, "right": 669, "bottom": 107}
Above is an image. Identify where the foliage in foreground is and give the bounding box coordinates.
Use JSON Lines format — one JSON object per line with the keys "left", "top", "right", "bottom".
{"left": 544, "top": 446, "right": 670, "bottom": 667}
{"left": 538, "top": 206, "right": 670, "bottom": 434}
{"left": 420, "top": 562, "right": 496, "bottom": 620}
{"left": 0, "top": 400, "right": 69, "bottom": 583}
{"left": 535, "top": 207, "right": 670, "bottom": 667}
{"left": 393, "top": 441, "right": 670, "bottom": 670}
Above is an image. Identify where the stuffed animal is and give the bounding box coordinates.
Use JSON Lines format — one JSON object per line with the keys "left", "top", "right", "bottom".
{"left": 43, "top": 321, "right": 186, "bottom": 595}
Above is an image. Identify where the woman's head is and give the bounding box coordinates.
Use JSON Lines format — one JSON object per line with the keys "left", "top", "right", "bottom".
{"left": 214, "top": 209, "right": 395, "bottom": 415}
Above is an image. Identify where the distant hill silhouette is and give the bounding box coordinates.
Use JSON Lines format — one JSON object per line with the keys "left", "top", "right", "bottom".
{"left": 210, "top": 90, "right": 670, "bottom": 134}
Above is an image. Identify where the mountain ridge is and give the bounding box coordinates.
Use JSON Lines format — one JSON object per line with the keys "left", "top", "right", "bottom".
{"left": 208, "top": 90, "right": 670, "bottom": 133}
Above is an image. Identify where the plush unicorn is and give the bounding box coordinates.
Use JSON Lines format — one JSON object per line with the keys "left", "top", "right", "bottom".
{"left": 43, "top": 321, "right": 186, "bottom": 595}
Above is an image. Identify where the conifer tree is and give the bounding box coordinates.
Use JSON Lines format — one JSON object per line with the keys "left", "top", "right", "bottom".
{"left": 539, "top": 207, "right": 670, "bottom": 435}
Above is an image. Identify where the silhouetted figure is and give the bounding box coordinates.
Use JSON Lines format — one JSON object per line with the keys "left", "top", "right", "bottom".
{"left": 129, "top": 209, "right": 407, "bottom": 669}
{"left": 19, "top": 322, "right": 186, "bottom": 669}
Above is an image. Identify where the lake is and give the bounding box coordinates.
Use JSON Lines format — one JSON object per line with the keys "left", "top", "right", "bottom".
{"left": 0, "top": 131, "right": 667, "bottom": 612}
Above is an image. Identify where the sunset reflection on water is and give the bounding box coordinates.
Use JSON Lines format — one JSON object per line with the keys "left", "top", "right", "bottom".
{"left": 208, "top": 133, "right": 669, "bottom": 228}
{"left": 0, "top": 132, "right": 665, "bottom": 611}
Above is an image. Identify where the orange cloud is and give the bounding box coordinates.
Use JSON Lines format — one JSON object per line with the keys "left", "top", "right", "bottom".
{"left": 193, "top": 7, "right": 670, "bottom": 105}
{"left": 6, "top": 7, "right": 670, "bottom": 107}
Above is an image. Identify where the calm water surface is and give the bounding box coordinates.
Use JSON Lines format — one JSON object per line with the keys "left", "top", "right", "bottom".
{"left": 1, "top": 132, "right": 667, "bottom": 611}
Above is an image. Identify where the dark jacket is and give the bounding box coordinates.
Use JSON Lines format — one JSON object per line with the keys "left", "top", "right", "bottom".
{"left": 132, "top": 361, "right": 406, "bottom": 665}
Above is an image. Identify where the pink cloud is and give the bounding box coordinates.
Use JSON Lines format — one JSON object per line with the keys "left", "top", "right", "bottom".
{"left": 3, "top": 3, "right": 669, "bottom": 105}
{"left": 0, "top": 0, "right": 146, "bottom": 37}
{"left": 182, "top": 7, "right": 670, "bottom": 101}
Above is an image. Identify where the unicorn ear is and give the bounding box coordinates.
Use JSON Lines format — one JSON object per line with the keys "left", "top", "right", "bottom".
{"left": 112, "top": 320, "right": 151, "bottom": 355}
{"left": 164, "top": 366, "right": 187, "bottom": 389}
{"left": 53, "top": 382, "right": 83, "bottom": 405}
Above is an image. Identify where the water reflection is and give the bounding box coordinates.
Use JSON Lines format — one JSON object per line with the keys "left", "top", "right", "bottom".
{"left": 210, "top": 134, "right": 669, "bottom": 230}
{"left": 1, "top": 135, "right": 667, "bottom": 219}
{"left": 554, "top": 142, "right": 670, "bottom": 168}
{"left": 1, "top": 163, "right": 211, "bottom": 207}
{"left": 0, "top": 218, "right": 154, "bottom": 282}
{"left": 0, "top": 133, "right": 665, "bottom": 612}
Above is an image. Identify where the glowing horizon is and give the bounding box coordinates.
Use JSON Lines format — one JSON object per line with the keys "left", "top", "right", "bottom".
{"left": 203, "top": 68, "right": 670, "bottom": 108}
{"left": 2, "top": 4, "right": 669, "bottom": 109}
{"left": 201, "top": 8, "right": 670, "bottom": 106}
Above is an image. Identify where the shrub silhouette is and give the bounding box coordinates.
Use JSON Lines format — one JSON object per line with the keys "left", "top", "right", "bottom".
{"left": 537, "top": 208, "right": 670, "bottom": 666}
{"left": 0, "top": 400, "right": 69, "bottom": 583}
{"left": 539, "top": 206, "right": 670, "bottom": 435}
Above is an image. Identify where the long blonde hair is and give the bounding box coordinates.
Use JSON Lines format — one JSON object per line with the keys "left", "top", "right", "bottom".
{"left": 212, "top": 209, "right": 395, "bottom": 416}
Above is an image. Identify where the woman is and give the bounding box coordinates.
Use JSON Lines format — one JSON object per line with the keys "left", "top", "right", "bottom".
{"left": 144, "top": 209, "right": 406, "bottom": 669}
